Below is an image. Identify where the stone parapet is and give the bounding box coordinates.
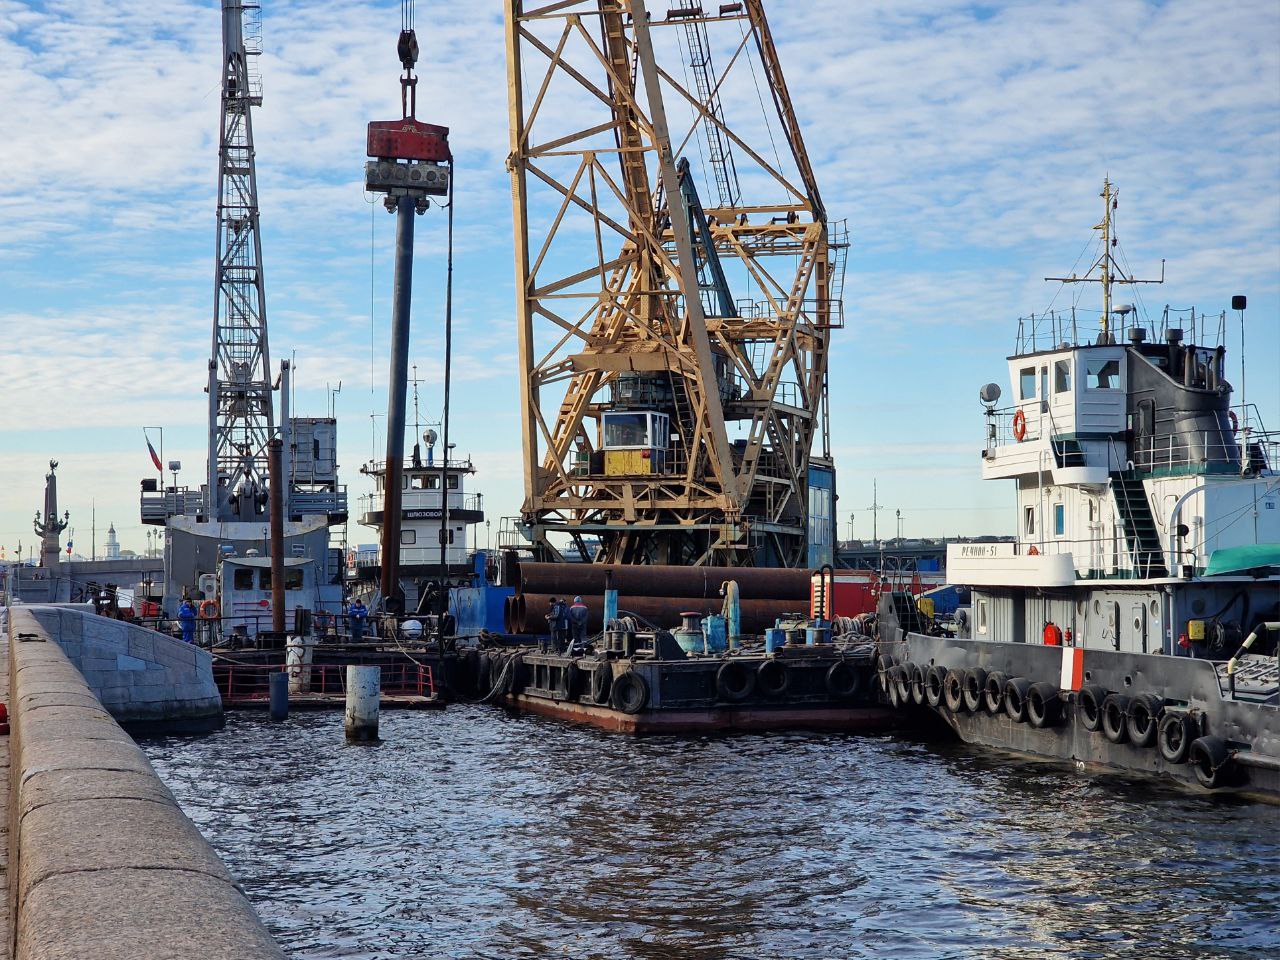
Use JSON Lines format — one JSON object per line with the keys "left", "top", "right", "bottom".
{"left": 6, "top": 608, "right": 284, "bottom": 960}
{"left": 20, "top": 606, "right": 221, "bottom": 731}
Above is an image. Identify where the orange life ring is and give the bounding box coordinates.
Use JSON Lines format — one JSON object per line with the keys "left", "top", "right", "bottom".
{"left": 1027, "top": 545, "right": 1040, "bottom": 556}
{"left": 1228, "top": 410, "right": 1239, "bottom": 435}
{"left": 1043, "top": 622, "right": 1063, "bottom": 646}
{"left": 198, "top": 599, "right": 219, "bottom": 620}
{"left": 1012, "top": 409, "right": 1027, "bottom": 442}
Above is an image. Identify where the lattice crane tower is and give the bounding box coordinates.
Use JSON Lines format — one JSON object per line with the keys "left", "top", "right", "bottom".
{"left": 206, "top": 0, "right": 274, "bottom": 522}
{"left": 505, "top": 0, "right": 844, "bottom": 566}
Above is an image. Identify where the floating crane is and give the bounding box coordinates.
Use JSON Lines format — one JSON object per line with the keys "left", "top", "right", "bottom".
{"left": 505, "top": 0, "right": 844, "bottom": 567}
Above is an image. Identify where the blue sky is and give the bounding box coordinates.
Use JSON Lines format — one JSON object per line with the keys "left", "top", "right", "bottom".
{"left": 1, "top": 0, "right": 1277, "bottom": 557}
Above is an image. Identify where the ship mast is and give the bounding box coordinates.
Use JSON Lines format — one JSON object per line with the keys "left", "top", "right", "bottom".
{"left": 1045, "top": 177, "right": 1164, "bottom": 344}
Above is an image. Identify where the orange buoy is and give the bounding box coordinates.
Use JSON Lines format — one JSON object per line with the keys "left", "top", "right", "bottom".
{"left": 1012, "top": 409, "right": 1027, "bottom": 442}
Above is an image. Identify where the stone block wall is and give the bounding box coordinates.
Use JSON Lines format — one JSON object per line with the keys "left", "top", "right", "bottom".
{"left": 20, "top": 606, "right": 221, "bottom": 730}
{"left": 6, "top": 608, "right": 283, "bottom": 959}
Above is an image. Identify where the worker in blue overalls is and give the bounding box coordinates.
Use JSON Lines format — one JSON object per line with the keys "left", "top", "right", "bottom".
{"left": 176, "top": 599, "right": 197, "bottom": 645}
{"left": 568, "top": 596, "right": 589, "bottom": 653}
{"left": 348, "top": 598, "right": 369, "bottom": 643}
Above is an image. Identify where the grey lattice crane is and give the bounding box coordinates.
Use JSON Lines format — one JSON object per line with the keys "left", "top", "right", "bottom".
{"left": 206, "top": 0, "right": 274, "bottom": 522}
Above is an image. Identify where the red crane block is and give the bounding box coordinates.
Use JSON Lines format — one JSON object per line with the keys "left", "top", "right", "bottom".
{"left": 367, "top": 118, "right": 450, "bottom": 162}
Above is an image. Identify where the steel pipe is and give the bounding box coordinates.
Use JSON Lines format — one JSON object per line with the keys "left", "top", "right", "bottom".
{"left": 514, "top": 562, "right": 812, "bottom": 602}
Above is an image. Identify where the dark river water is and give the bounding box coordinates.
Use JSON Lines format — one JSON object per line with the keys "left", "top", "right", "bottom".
{"left": 141, "top": 707, "right": 1280, "bottom": 960}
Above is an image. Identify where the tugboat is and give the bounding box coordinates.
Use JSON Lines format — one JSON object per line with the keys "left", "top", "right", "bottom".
{"left": 878, "top": 180, "right": 1280, "bottom": 799}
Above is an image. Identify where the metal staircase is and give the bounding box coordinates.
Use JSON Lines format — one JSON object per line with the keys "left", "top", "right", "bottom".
{"left": 1110, "top": 471, "right": 1168, "bottom": 578}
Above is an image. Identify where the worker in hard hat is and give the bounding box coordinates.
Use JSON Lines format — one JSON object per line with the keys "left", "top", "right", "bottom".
{"left": 568, "top": 595, "right": 589, "bottom": 653}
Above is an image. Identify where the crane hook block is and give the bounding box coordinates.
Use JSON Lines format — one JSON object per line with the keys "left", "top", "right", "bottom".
{"left": 397, "top": 29, "right": 419, "bottom": 70}
{"left": 367, "top": 118, "right": 450, "bottom": 163}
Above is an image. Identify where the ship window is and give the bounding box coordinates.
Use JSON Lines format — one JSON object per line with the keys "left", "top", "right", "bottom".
{"left": 233, "top": 569, "right": 253, "bottom": 591}
{"left": 1019, "top": 367, "right": 1036, "bottom": 400}
{"left": 1024, "top": 506, "right": 1035, "bottom": 536}
{"left": 285, "top": 569, "right": 303, "bottom": 591}
{"left": 426, "top": 475, "right": 439, "bottom": 489}
{"left": 259, "top": 569, "right": 272, "bottom": 590}
{"left": 1054, "top": 503, "right": 1065, "bottom": 537}
{"left": 1086, "top": 358, "right": 1120, "bottom": 390}
{"left": 401, "top": 530, "right": 416, "bottom": 545}
{"left": 447, "top": 475, "right": 459, "bottom": 490}
{"left": 1054, "top": 360, "right": 1071, "bottom": 393}
{"left": 977, "top": 599, "right": 989, "bottom": 635}
{"left": 410, "top": 476, "right": 426, "bottom": 490}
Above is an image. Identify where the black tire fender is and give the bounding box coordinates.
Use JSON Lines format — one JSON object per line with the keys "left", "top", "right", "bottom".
{"left": 894, "top": 662, "right": 915, "bottom": 705}
{"left": 825, "top": 660, "right": 861, "bottom": 700}
{"left": 962, "top": 668, "right": 987, "bottom": 713}
{"left": 982, "top": 671, "right": 1007, "bottom": 714}
{"left": 591, "top": 661, "right": 613, "bottom": 705}
{"left": 1004, "top": 677, "right": 1032, "bottom": 722}
{"left": 1157, "top": 712, "right": 1193, "bottom": 764}
{"left": 1189, "top": 735, "right": 1233, "bottom": 788}
{"left": 909, "top": 663, "right": 927, "bottom": 706}
{"left": 716, "top": 659, "right": 755, "bottom": 703}
{"left": 757, "top": 659, "right": 790, "bottom": 698}
{"left": 1026, "top": 681, "right": 1062, "bottom": 728}
{"left": 1126, "top": 693, "right": 1165, "bottom": 747}
{"left": 1101, "top": 693, "right": 1131, "bottom": 744}
{"left": 943, "top": 668, "right": 966, "bottom": 713}
{"left": 1078, "top": 684, "right": 1108, "bottom": 732}
{"left": 611, "top": 671, "right": 649, "bottom": 715}
{"left": 925, "top": 665, "right": 946, "bottom": 708}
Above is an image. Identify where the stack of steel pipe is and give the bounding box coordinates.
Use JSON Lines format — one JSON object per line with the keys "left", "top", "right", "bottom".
{"left": 503, "top": 562, "right": 812, "bottom": 635}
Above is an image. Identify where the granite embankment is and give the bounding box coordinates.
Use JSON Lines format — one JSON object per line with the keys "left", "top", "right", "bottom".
{"left": 5, "top": 605, "right": 285, "bottom": 959}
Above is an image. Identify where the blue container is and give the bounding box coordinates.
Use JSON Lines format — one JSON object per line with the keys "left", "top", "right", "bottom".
{"left": 764, "top": 627, "right": 785, "bottom": 653}
{"left": 702, "top": 615, "right": 727, "bottom": 653}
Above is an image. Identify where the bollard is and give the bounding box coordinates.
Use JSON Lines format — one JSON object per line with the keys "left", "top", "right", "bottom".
{"left": 268, "top": 671, "right": 289, "bottom": 721}
{"left": 344, "top": 665, "right": 381, "bottom": 742}
{"left": 285, "top": 634, "right": 316, "bottom": 695}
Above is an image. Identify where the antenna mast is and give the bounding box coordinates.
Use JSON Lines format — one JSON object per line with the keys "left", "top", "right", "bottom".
{"left": 1045, "top": 177, "right": 1164, "bottom": 344}
{"left": 208, "top": 1, "right": 273, "bottom": 521}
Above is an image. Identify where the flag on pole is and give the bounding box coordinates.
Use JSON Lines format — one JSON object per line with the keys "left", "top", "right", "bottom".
{"left": 146, "top": 435, "right": 163, "bottom": 472}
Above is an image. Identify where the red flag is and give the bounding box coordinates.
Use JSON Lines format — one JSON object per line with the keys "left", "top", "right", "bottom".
{"left": 146, "top": 436, "right": 162, "bottom": 471}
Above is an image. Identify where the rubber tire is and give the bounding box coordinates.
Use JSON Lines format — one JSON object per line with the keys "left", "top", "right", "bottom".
{"left": 559, "top": 662, "right": 582, "bottom": 701}
{"left": 909, "top": 663, "right": 927, "bottom": 706}
{"left": 943, "top": 669, "right": 966, "bottom": 713}
{"left": 886, "top": 666, "right": 905, "bottom": 708}
{"left": 1158, "top": 712, "right": 1193, "bottom": 764}
{"left": 894, "top": 662, "right": 915, "bottom": 705}
{"left": 1078, "top": 684, "right": 1108, "bottom": 732}
{"left": 876, "top": 655, "right": 898, "bottom": 696}
{"left": 509, "top": 655, "right": 527, "bottom": 695}
{"left": 716, "top": 660, "right": 755, "bottom": 703}
{"left": 962, "top": 668, "right": 988, "bottom": 713}
{"left": 925, "top": 666, "right": 946, "bottom": 708}
{"left": 1026, "top": 682, "right": 1062, "bottom": 728}
{"left": 1102, "top": 694, "right": 1131, "bottom": 744}
{"left": 1189, "top": 735, "right": 1232, "bottom": 788}
{"left": 1126, "top": 693, "right": 1165, "bottom": 747}
{"left": 610, "top": 671, "right": 649, "bottom": 715}
{"left": 1004, "top": 677, "right": 1032, "bottom": 722}
{"left": 757, "top": 659, "right": 790, "bottom": 698}
{"left": 591, "top": 662, "right": 613, "bottom": 705}
{"left": 825, "top": 661, "right": 861, "bottom": 699}
{"left": 982, "top": 671, "right": 1007, "bottom": 714}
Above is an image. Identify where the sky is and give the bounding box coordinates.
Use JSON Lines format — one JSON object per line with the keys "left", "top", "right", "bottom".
{"left": 1, "top": 0, "right": 1277, "bottom": 559}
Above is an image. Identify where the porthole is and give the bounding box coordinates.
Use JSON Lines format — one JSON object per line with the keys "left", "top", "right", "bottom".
{"left": 1077, "top": 599, "right": 1088, "bottom": 616}
{"left": 1093, "top": 598, "right": 1102, "bottom": 615}
{"left": 1150, "top": 599, "right": 1159, "bottom": 617}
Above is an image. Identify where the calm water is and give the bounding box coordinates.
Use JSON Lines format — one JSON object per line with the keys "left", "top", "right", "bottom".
{"left": 142, "top": 707, "right": 1280, "bottom": 960}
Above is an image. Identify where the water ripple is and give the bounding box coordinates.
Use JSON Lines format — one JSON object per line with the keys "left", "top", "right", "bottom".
{"left": 142, "top": 708, "right": 1280, "bottom": 960}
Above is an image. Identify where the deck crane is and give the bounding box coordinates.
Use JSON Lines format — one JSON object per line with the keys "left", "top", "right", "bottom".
{"left": 505, "top": 0, "right": 845, "bottom": 567}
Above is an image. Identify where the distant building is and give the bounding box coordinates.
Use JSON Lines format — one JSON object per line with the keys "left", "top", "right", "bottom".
{"left": 105, "top": 523, "right": 121, "bottom": 560}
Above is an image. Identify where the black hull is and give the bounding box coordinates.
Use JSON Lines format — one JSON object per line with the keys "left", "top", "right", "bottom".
{"left": 884, "top": 633, "right": 1280, "bottom": 802}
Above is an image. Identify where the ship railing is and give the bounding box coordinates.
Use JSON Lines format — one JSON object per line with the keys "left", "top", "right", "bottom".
{"left": 984, "top": 406, "right": 1044, "bottom": 449}
{"left": 214, "top": 660, "right": 434, "bottom": 705}
{"left": 357, "top": 491, "right": 483, "bottom": 515}
{"left": 1010, "top": 536, "right": 1157, "bottom": 580}
{"left": 1131, "top": 431, "right": 1277, "bottom": 475}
